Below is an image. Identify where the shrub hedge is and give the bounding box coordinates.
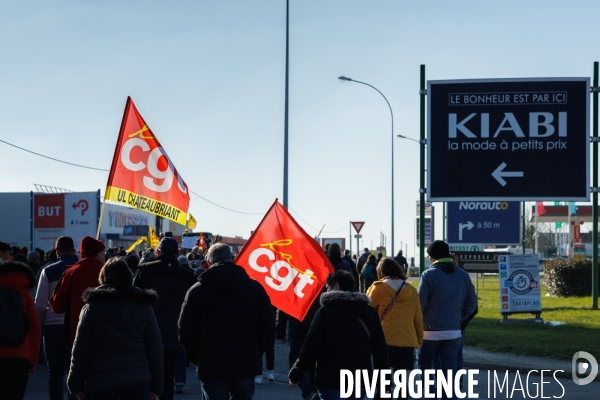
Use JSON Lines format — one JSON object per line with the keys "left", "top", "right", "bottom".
{"left": 543, "top": 258, "right": 596, "bottom": 297}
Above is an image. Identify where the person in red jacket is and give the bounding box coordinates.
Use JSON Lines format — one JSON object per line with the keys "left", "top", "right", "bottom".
{"left": 0, "top": 261, "right": 42, "bottom": 400}
{"left": 51, "top": 236, "right": 105, "bottom": 344}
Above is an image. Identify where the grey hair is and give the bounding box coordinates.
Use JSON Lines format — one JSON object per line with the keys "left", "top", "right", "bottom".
{"left": 206, "top": 243, "right": 233, "bottom": 264}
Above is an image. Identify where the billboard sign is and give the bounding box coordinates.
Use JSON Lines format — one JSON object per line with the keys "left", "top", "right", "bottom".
{"left": 428, "top": 78, "right": 590, "bottom": 201}
{"left": 499, "top": 254, "right": 542, "bottom": 314}
{"left": 447, "top": 201, "right": 521, "bottom": 244}
{"left": 33, "top": 192, "right": 99, "bottom": 250}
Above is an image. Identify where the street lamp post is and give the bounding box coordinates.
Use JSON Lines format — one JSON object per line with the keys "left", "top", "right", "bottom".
{"left": 339, "top": 76, "right": 395, "bottom": 256}
{"left": 397, "top": 134, "right": 429, "bottom": 267}
{"left": 283, "top": 0, "right": 290, "bottom": 209}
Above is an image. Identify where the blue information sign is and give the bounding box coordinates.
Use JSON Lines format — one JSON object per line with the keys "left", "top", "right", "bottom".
{"left": 447, "top": 201, "right": 521, "bottom": 244}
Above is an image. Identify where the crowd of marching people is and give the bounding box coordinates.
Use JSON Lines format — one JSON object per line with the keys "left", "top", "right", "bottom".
{"left": 0, "top": 235, "right": 476, "bottom": 400}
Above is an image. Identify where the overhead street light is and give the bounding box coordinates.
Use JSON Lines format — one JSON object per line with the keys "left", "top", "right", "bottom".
{"left": 397, "top": 134, "right": 423, "bottom": 145}
{"left": 338, "top": 75, "right": 395, "bottom": 256}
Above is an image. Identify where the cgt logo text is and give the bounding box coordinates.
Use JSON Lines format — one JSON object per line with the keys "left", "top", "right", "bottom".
{"left": 248, "top": 240, "right": 315, "bottom": 298}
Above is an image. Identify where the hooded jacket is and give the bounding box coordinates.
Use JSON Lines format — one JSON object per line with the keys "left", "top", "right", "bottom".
{"left": 288, "top": 291, "right": 389, "bottom": 391}
{"left": 178, "top": 261, "right": 275, "bottom": 381}
{"left": 134, "top": 254, "right": 195, "bottom": 349}
{"left": 0, "top": 262, "right": 41, "bottom": 365}
{"left": 67, "top": 285, "right": 164, "bottom": 395}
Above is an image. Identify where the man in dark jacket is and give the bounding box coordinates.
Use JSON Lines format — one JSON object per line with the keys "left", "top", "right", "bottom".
{"left": 356, "top": 248, "right": 371, "bottom": 293}
{"left": 289, "top": 270, "right": 389, "bottom": 399}
{"left": 393, "top": 250, "right": 408, "bottom": 272}
{"left": 134, "top": 237, "right": 194, "bottom": 400}
{"left": 341, "top": 249, "right": 358, "bottom": 291}
{"left": 179, "top": 243, "right": 275, "bottom": 399}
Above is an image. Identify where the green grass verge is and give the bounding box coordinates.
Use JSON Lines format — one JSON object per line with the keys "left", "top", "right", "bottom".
{"left": 410, "top": 276, "right": 600, "bottom": 361}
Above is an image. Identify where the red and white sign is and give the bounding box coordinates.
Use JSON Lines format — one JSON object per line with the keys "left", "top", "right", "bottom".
{"left": 33, "top": 192, "right": 98, "bottom": 250}
{"left": 351, "top": 221, "right": 365, "bottom": 234}
{"left": 574, "top": 225, "right": 581, "bottom": 243}
{"left": 236, "top": 200, "right": 334, "bottom": 321}
{"left": 34, "top": 194, "right": 65, "bottom": 229}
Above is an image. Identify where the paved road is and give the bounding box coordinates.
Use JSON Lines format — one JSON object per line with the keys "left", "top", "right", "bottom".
{"left": 25, "top": 340, "right": 599, "bottom": 399}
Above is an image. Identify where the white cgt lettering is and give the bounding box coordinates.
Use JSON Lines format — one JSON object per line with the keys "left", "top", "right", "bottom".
{"left": 248, "top": 248, "right": 316, "bottom": 298}
{"left": 266, "top": 260, "right": 298, "bottom": 291}
{"left": 120, "top": 138, "right": 187, "bottom": 194}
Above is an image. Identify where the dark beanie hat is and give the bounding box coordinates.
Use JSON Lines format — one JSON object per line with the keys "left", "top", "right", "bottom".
{"left": 426, "top": 240, "right": 451, "bottom": 260}
{"left": 158, "top": 237, "right": 178, "bottom": 254}
{"left": 80, "top": 236, "right": 106, "bottom": 258}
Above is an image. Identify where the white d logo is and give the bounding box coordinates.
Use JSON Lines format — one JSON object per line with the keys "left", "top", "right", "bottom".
{"left": 572, "top": 351, "right": 598, "bottom": 385}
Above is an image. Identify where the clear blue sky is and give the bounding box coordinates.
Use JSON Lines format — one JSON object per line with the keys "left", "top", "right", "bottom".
{"left": 2, "top": 1, "right": 599, "bottom": 259}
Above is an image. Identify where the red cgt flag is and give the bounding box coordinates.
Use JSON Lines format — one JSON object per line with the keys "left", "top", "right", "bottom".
{"left": 235, "top": 200, "right": 333, "bottom": 321}
{"left": 105, "top": 97, "right": 190, "bottom": 225}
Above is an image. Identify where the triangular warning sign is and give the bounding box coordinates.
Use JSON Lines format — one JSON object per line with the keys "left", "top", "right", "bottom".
{"left": 351, "top": 221, "right": 365, "bottom": 234}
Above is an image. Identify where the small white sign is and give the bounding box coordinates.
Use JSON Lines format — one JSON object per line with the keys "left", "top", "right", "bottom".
{"left": 181, "top": 236, "right": 197, "bottom": 249}
{"left": 498, "top": 254, "right": 541, "bottom": 314}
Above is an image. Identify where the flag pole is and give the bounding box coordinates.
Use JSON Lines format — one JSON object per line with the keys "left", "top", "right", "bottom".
{"left": 96, "top": 199, "right": 107, "bottom": 239}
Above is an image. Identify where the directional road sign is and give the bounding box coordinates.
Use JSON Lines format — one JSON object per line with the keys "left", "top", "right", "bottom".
{"left": 447, "top": 201, "right": 521, "bottom": 245}
{"left": 428, "top": 78, "right": 589, "bottom": 201}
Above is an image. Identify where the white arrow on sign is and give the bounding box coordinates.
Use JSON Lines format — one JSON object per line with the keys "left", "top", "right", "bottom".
{"left": 458, "top": 221, "right": 474, "bottom": 241}
{"left": 492, "top": 162, "right": 524, "bottom": 187}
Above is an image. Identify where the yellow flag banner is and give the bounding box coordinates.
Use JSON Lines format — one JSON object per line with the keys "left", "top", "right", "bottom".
{"left": 188, "top": 214, "right": 197, "bottom": 229}
{"left": 148, "top": 226, "right": 160, "bottom": 248}
{"left": 105, "top": 187, "right": 187, "bottom": 225}
{"left": 126, "top": 236, "right": 147, "bottom": 253}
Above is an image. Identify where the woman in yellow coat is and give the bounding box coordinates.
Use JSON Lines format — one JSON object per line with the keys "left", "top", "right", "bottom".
{"left": 367, "top": 258, "right": 423, "bottom": 383}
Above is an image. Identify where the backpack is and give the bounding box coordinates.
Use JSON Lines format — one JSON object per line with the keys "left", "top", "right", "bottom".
{"left": 362, "top": 263, "right": 377, "bottom": 281}
{"left": 0, "top": 287, "right": 29, "bottom": 346}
